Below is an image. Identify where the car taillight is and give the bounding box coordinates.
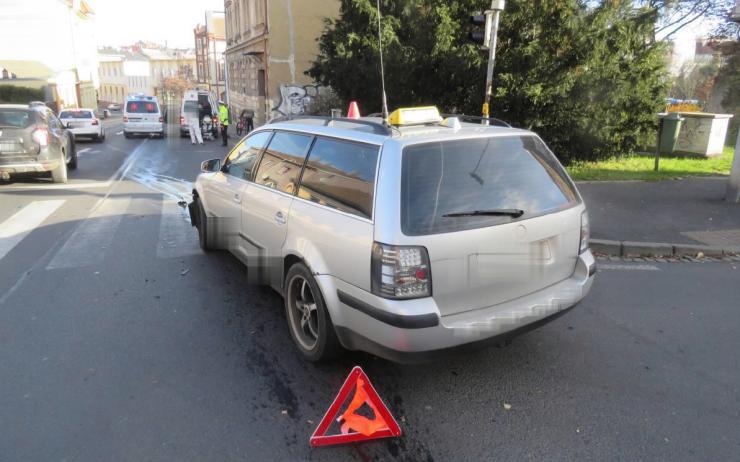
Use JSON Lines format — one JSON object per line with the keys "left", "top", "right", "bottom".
{"left": 579, "top": 211, "right": 590, "bottom": 254}
{"left": 32, "top": 128, "right": 49, "bottom": 147}
{"left": 371, "top": 242, "right": 431, "bottom": 299}
{"left": 123, "top": 116, "right": 128, "bottom": 122}
{"left": 91, "top": 119, "right": 99, "bottom": 125}
{"left": 180, "top": 116, "right": 185, "bottom": 125}
{"left": 159, "top": 117, "right": 163, "bottom": 123}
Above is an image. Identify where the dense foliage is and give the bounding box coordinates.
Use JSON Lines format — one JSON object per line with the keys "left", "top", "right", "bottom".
{"left": 0, "top": 85, "right": 45, "bottom": 104}
{"left": 307, "top": 0, "right": 670, "bottom": 163}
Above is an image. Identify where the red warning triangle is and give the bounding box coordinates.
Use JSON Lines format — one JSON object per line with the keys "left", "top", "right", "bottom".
{"left": 310, "top": 366, "right": 401, "bottom": 447}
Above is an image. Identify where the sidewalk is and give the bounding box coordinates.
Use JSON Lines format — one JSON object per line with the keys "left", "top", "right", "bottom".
{"left": 578, "top": 177, "right": 740, "bottom": 250}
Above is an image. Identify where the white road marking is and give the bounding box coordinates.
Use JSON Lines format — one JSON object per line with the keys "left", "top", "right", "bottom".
{"left": 116, "top": 131, "right": 123, "bottom": 135}
{"left": 46, "top": 196, "right": 132, "bottom": 270}
{"left": 0, "top": 200, "right": 65, "bottom": 262}
{"left": 0, "top": 182, "right": 112, "bottom": 191}
{"left": 598, "top": 263, "right": 660, "bottom": 271}
{"left": 77, "top": 148, "right": 91, "bottom": 154}
{"left": 156, "top": 200, "right": 201, "bottom": 259}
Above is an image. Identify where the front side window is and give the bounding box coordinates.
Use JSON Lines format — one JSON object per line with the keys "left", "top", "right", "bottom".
{"left": 401, "top": 135, "right": 580, "bottom": 235}
{"left": 223, "top": 131, "right": 272, "bottom": 180}
{"left": 298, "top": 138, "right": 379, "bottom": 219}
{"left": 253, "top": 131, "right": 313, "bottom": 194}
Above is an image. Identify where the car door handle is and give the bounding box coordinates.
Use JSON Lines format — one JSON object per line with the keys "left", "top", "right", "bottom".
{"left": 275, "top": 211, "right": 286, "bottom": 225}
{"left": 233, "top": 193, "right": 241, "bottom": 203}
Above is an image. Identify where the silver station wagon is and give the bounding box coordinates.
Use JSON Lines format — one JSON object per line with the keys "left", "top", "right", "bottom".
{"left": 190, "top": 107, "right": 595, "bottom": 363}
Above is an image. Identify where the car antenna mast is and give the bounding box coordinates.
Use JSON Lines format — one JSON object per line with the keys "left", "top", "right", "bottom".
{"left": 376, "top": 0, "right": 389, "bottom": 125}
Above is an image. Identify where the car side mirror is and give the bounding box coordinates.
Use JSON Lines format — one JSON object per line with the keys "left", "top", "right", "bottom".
{"left": 66, "top": 122, "right": 72, "bottom": 128}
{"left": 201, "top": 158, "right": 221, "bottom": 172}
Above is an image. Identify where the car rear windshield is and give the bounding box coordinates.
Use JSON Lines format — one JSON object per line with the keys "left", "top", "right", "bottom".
{"left": 401, "top": 135, "right": 580, "bottom": 236}
{"left": 59, "top": 110, "right": 93, "bottom": 119}
{"left": 126, "top": 101, "right": 158, "bottom": 113}
{"left": 0, "top": 109, "right": 35, "bottom": 128}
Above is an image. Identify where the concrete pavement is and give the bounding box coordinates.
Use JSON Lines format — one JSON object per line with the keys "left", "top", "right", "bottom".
{"left": 1, "top": 126, "right": 738, "bottom": 461}
{"left": 579, "top": 177, "right": 740, "bottom": 248}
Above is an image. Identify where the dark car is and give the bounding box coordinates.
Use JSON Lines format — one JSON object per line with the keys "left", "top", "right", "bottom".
{"left": 0, "top": 104, "right": 77, "bottom": 183}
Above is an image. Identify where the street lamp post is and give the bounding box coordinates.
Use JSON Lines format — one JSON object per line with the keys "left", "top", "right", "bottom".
{"left": 725, "top": 0, "right": 740, "bottom": 202}
{"left": 482, "top": 0, "right": 505, "bottom": 125}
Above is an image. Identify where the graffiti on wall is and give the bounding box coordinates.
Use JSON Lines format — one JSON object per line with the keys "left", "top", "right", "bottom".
{"left": 272, "top": 84, "right": 322, "bottom": 117}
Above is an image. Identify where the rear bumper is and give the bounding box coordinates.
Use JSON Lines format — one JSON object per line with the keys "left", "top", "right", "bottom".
{"left": 318, "top": 250, "right": 596, "bottom": 363}
{"left": 69, "top": 127, "right": 100, "bottom": 137}
{"left": 124, "top": 124, "right": 164, "bottom": 134}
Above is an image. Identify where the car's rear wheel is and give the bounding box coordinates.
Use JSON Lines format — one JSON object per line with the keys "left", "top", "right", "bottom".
{"left": 51, "top": 151, "right": 68, "bottom": 183}
{"left": 285, "top": 263, "right": 342, "bottom": 362}
{"left": 124, "top": 132, "right": 131, "bottom": 139}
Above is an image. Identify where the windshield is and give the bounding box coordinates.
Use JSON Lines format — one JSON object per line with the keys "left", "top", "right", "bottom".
{"left": 126, "top": 100, "right": 159, "bottom": 113}
{"left": 401, "top": 135, "right": 580, "bottom": 236}
{"left": 0, "top": 109, "right": 35, "bottom": 128}
{"left": 59, "top": 110, "right": 93, "bottom": 119}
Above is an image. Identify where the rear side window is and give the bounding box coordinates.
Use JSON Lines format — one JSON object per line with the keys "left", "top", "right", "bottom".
{"left": 59, "top": 110, "right": 93, "bottom": 119}
{"left": 401, "top": 135, "right": 579, "bottom": 235}
{"left": 254, "top": 131, "right": 313, "bottom": 195}
{"left": 0, "top": 109, "right": 34, "bottom": 128}
{"left": 298, "top": 138, "right": 379, "bottom": 219}
{"left": 126, "top": 101, "right": 158, "bottom": 113}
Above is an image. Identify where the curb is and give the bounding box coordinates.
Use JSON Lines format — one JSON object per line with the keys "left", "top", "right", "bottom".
{"left": 590, "top": 239, "right": 740, "bottom": 258}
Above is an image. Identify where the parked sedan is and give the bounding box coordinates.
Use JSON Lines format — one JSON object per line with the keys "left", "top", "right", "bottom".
{"left": 59, "top": 108, "right": 105, "bottom": 142}
{"left": 0, "top": 104, "right": 77, "bottom": 183}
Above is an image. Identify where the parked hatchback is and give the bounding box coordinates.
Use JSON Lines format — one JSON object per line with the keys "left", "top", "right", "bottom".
{"left": 0, "top": 104, "right": 77, "bottom": 183}
{"left": 189, "top": 107, "right": 595, "bottom": 362}
{"left": 59, "top": 108, "right": 105, "bottom": 142}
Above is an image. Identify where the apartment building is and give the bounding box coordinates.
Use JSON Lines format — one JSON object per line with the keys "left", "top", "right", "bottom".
{"left": 195, "top": 11, "right": 227, "bottom": 100}
{"left": 223, "top": 0, "right": 339, "bottom": 124}
{"left": 97, "top": 45, "right": 196, "bottom": 104}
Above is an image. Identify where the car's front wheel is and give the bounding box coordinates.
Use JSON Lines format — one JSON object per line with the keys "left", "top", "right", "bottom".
{"left": 195, "top": 199, "right": 212, "bottom": 251}
{"left": 284, "top": 263, "right": 342, "bottom": 362}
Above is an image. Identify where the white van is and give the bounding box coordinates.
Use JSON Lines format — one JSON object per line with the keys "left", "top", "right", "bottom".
{"left": 179, "top": 90, "right": 218, "bottom": 139}
{"left": 123, "top": 95, "right": 164, "bottom": 138}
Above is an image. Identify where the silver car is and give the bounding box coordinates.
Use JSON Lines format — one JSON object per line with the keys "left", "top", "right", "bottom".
{"left": 190, "top": 107, "right": 595, "bottom": 363}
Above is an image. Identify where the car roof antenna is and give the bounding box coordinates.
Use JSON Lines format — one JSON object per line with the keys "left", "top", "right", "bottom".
{"left": 376, "top": 0, "right": 390, "bottom": 126}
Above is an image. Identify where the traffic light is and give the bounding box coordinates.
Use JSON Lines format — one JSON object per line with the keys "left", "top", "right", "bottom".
{"left": 469, "top": 12, "right": 491, "bottom": 48}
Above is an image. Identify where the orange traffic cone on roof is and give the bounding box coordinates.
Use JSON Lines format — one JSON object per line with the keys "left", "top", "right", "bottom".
{"left": 347, "top": 101, "right": 361, "bottom": 119}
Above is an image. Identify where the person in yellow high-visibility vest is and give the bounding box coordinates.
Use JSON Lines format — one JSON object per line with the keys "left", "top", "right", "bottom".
{"left": 218, "top": 101, "right": 230, "bottom": 146}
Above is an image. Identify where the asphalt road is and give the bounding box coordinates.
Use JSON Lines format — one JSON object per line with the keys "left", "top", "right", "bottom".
{"left": 1, "top": 121, "right": 739, "bottom": 461}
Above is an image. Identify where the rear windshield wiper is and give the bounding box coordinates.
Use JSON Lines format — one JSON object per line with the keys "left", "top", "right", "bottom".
{"left": 442, "top": 208, "right": 524, "bottom": 218}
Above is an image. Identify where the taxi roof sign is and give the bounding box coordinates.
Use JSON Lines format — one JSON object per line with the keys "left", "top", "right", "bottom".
{"left": 387, "top": 106, "right": 443, "bottom": 126}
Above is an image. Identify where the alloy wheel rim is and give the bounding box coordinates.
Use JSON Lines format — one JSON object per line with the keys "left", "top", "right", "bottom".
{"left": 288, "top": 275, "right": 319, "bottom": 350}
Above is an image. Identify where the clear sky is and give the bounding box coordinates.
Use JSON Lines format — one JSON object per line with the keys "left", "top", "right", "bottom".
{"left": 93, "top": 0, "right": 225, "bottom": 49}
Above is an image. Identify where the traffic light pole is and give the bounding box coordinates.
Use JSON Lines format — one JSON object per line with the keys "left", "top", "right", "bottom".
{"left": 482, "top": 0, "right": 505, "bottom": 125}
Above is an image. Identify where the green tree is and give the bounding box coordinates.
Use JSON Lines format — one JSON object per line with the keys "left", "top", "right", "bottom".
{"left": 308, "top": 0, "right": 669, "bottom": 163}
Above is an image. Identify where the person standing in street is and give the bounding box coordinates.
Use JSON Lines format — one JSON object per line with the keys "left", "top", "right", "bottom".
{"left": 185, "top": 103, "right": 203, "bottom": 144}
{"left": 218, "top": 101, "right": 230, "bottom": 146}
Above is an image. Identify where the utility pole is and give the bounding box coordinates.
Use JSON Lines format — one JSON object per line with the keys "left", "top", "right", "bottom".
{"left": 725, "top": 0, "right": 740, "bottom": 202}
{"left": 482, "top": 0, "right": 505, "bottom": 125}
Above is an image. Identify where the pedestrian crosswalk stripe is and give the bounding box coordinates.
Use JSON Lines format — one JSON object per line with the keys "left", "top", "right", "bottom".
{"left": 156, "top": 199, "right": 201, "bottom": 259}
{"left": 0, "top": 200, "right": 65, "bottom": 262}
{"left": 46, "top": 196, "right": 132, "bottom": 270}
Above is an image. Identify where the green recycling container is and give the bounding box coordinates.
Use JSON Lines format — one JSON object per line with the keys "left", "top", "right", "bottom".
{"left": 658, "top": 112, "right": 684, "bottom": 154}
